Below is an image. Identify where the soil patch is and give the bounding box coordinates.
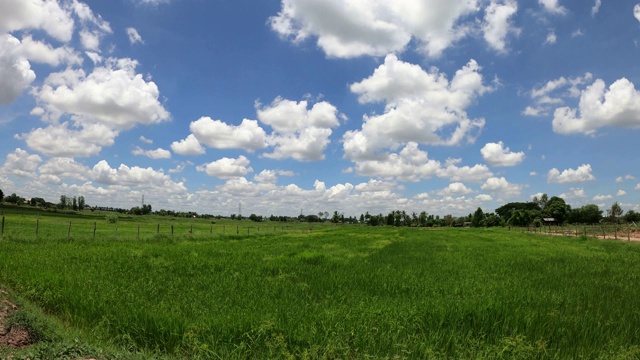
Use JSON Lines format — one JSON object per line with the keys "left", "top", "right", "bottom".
{"left": 0, "top": 288, "right": 36, "bottom": 349}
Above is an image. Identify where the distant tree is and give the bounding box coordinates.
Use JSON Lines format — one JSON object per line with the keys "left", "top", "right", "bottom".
{"left": 72, "top": 196, "right": 78, "bottom": 211}
{"left": 142, "top": 204, "right": 152, "bottom": 215}
{"left": 471, "top": 207, "right": 484, "bottom": 227}
{"left": 532, "top": 193, "right": 549, "bottom": 211}
{"left": 419, "top": 211, "right": 428, "bottom": 227}
{"left": 130, "top": 206, "right": 143, "bottom": 215}
{"left": 624, "top": 210, "right": 640, "bottom": 224}
{"left": 78, "top": 196, "right": 85, "bottom": 210}
{"left": 29, "top": 197, "right": 46, "bottom": 207}
{"left": 568, "top": 204, "right": 602, "bottom": 224}
{"left": 59, "top": 195, "right": 67, "bottom": 209}
{"left": 0, "top": 188, "right": 3, "bottom": 202}
{"left": 495, "top": 202, "right": 541, "bottom": 220}
{"left": 609, "top": 202, "right": 623, "bottom": 224}
{"left": 4, "top": 193, "right": 25, "bottom": 205}
{"left": 508, "top": 210, "right": 532, "bottom": 227}
{"left": 249, "top": 213, "right": 263, "bottom": 222}
{"left": 359, "top": 214, "right": 365, "bottom": 223}
{"left": 484, "top": 213, "right": 502, "bottom": 227}
{"left": 544, "top": 196, "right": 571, "bottom": 225}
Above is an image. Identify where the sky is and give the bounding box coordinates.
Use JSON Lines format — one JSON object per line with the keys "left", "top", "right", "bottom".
{"left": 1, "top": 0, "right": 640, "bottom": 218}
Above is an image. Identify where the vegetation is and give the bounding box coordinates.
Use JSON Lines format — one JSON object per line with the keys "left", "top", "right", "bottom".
{"left": 1, "top": 207, "right": 640, "bottom": 358}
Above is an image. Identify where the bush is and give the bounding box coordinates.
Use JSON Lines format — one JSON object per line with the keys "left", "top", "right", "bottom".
{"left": 105, "top": 214, "right": 119, "bottom": 224}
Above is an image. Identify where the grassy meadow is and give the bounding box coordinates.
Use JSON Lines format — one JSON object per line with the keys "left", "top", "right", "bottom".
{"left": 1, "top": 205, "right": 640, "bottom": 359}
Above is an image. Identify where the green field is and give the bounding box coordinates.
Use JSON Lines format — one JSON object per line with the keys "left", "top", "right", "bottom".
{"left": 1, "top": 206, "right": 640, "bottom": 359}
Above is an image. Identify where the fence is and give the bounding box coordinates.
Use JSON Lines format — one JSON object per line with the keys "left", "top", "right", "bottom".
{"left": 0, "top": 216, "right": 306, "bottom": 240}
{"left": 520, "top": 223, "right": 639, "bottom": 241}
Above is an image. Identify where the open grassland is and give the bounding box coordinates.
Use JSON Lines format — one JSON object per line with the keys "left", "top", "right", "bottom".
{"left": 1, "top": 209, "right": 640, "bottom": 358}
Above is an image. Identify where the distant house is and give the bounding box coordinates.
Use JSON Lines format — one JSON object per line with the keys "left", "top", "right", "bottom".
{"left": 543, "top": 218, "right": 557, "bottom": 226}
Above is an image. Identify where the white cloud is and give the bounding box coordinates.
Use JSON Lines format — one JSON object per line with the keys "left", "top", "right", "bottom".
{"left": 132, "top": 146, "right": 171, "bottom": 159}
{"left": 480, "top": 141, "right": 525, "bottom": 167}
{"left": 560, "top": 187, "right": 586, "bottom": 199}
{"left": 552, "top": 78, "right": 640, "bottom": 135}
{"left": 171, "top": 134, "right": 206, "bottom": 156}
{"left": 635, "top": 4, "right": 640, "bottom": 23}
{"left": 19, "top": 122, "right": 118, "bottom": 157}
{"left": 593, "top": 194, "right": 612, "bottom": 201}
{"left": 168, "top": 161, "right": 192, "bottom": 174}
{"left": 636, "top": 183, "right": 640, "bottom": 190}
{"left": 591, "top": 0, "right": 602, "bottom": 16}
{"left": 547, "top": 164, "right": 596, "bottom": 183}
{"left": 190, "top": 117, "right": 267, "bottom": 152}
{"left": 70, "top": 0, "right": 112, "bottom": 51}
{"left": 0, "top": 0, "right": 75, "bottom": 42}
{"left": 481, "top": 176, "right": 523, "bottom": 198}
{"left": 0, "top": 148, "right": 42, "bottom": 178}
{"left": 38, "top": 157, "right": 90, "bottom": 181}
{"left": 89, "top": 160, "right": 186, "bottom": 194}
{"left": 482, "top": 0, "right": 519, "bottom": 53}
{"left": 269, "top": 0, "right": 481, "bottom": 58}
{"left": 126, "top": 27, "right": 144, "bottom": 45}
{"left": 0, "top": 34, "right": 36, "bottom": 104}
{"left": 257, "top": 97, "right": 342, "bottom": 161}
{"left": 524, "top": 73, "right": 592, "bottom": 117}
{"left": 352, "top": 143, "right": 442, "bottom": 182}
{"left": 196, "top": 156, "right": 253, "bottom": 179}
{"left": 617, "top": 189, "right": 627, "bottom": 196}
{"left": 438, "top": 182, "right": 473, "bottom": 195}
{"left": 23, "top": 58, "right": 170, "bottom": 157}
{"left": 14, "top": 35, "right": 82, "bottom": 67}
{"left": 616, "top": 176, "right": 624, "bottom": 183}
{"left": 139, "top": 136, "right": 153, "bottom": 144}
{"left": 539, "top": 0, "right": 567, "bottom": 15}
{"left": 545, "top": 31, "right": 557, "bottom": 45}
{"left": 345, "top": 55, "right": 489, "bottom": 161}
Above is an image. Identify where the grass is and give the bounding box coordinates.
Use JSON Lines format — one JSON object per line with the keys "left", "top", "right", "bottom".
{"left": 1, "top": 207, "right": 640, "bottom": 358}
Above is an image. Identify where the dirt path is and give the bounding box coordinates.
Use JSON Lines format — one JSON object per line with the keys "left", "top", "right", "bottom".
{"left": 0, "top": 289, "right": 34, "bottom": 349}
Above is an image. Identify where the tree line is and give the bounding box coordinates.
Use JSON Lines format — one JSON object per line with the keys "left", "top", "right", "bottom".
{"left": 1, "top": 188, "right": 639, "bottom": 226}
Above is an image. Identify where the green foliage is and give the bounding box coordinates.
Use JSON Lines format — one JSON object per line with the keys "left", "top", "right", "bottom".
{"left": 624, "top": 210, "right": 640, "bottom": 224}
{"left": 4, "top": 193, "right": 26, "bottom": 205}
{"left": 569, "top": 204, "right": 603, "bottom": 224}
{"left": 544, "top": 196, "right": 571, "bottom": 224}
{"left": 0, "top": 188, "right": 3, "bottom": 202}
{"left": 106, "top": 213, "right": 119, "bottom": 224}
{"left": 495, "top": 202, "right": 541, "bottom": 220}
{"left": 471, "top": 207, "right": 484, "bottom": 227}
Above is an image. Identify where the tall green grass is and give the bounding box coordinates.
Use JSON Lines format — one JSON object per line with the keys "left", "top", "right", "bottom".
{"left": 1, "top": 225, "right": 640, "bottom": 358}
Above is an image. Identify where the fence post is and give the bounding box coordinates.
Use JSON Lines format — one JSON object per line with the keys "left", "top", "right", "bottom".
{"left": 36, "top": 219, "right": 39, "bottom": 237}
{"left": 93, "top": 222, "right": 96, "bottom": 239}
{"left": 236, "top": 225, "right": 239, "bottom": 235}
{"left": 67, "top": 221, "right": 71, "bottom": 239}
{"left": 171, "top": 225, "right": 174, "bottom": 236}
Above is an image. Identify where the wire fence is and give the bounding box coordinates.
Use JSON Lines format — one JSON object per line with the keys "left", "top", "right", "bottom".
{"left": 516, "top": 223, "right": 639, "bottom": 241}
{"left": 0, "top": 216, "right": 310, "bottom": 241}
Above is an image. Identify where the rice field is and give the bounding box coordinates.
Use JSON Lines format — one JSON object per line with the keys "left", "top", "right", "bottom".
{"left": 1, "top": 208, "right": 640, "bottom": 359}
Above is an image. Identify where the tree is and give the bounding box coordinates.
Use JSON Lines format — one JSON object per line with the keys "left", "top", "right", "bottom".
{"left": 508, "top": 210, "right": 532, "bottom": 227}
{"left": 0, "top": 188, "right": 3, "bottom": 202}
{"left": 544, "top": 196, "right": 570, "bottom": 225}
{"left": 471, "top": 207, "right": 484, "bottom": 227}
{"left": 78, "top": 196, "right": 85, "bottom": 210}
{"left": 4, "top": 193, "right": 25, "bottom": 205}
{"left": 59, "top": 195, "right": 67, "bottom": 209}
{"left": 568, "top": 204, "right": 602, "bottom": 224}
{"left": 532, "top": 193, "right": 549, "bottom": 211}
{"left": 72, "top": 196, "right": 78, "bottom": 211}
{"left": 624, "top": 210, "right": 640, "bottom": 224}
{"left": 495, "top": 202, "right": 541, "bottom": 220}
{"left": 609, "top": 202, "right": 623, "bottom": 224}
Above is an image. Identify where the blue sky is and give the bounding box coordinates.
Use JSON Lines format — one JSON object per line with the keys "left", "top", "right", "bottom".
{"left": 1, "top": 0, "right": 640, "bottom": 217}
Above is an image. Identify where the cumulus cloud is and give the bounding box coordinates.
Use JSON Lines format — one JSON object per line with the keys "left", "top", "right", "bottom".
{"left": 547, "top": 164, "right": 595, "bottom": 183}
{"left": 438, "top": 182, "right": 473, "bottom": 195}
{"left": 481, "top": 176, "right": 523, "bottom": 198}
{"left": 22, "top": 58, "right": 170, "bottom": 156}
{"left": 269, "top": 0, "right": 481, "bottom": 58}
{"left": 90, "top": 160, "right": 186, "bottom": 192}
{"left": 344, "top": 54, "right": 489, "bottom": 161}
{"left": 196, "top": 156, "right": 253, "bottom": 179}
{"left": 132, "top": 146, "right": 171, "bottom": 159}
{"left": 352, "top": 143, "right": 442, "bottom": 182}
{"left": 139, "top": 136, "right": 153, "bottom": 144}
{"left": 39, "top": 157, "right": 90, "bottom": 182}
{"left": 552, "top": 78, "right": 640, "bottom": 135}
{"left": 539, "top": 0, "right": 567, "bottom": 15}
{"left": 591, "top": 0, "right": 602, "bottom": 16}
{"left": 617, "top": 189, "right": 627, "bottom": 196}
{"left": 560, "top": 187, "right": 586, "bottom": 199}
{"left": 482, "top": 0, "right": 519, "bottom": 53}
{"left": 257, "top": 97, "right": 342, "bottom": 161}
{"left": 523, "top": 73, "right": 592, "bottom": 117}
{"left": 190, "top": 117, "right": 267, "bottom": 152}
{"left": 0, "top": 35, "right": 36, "bottom": 104}
{"left": 635, "top": 4, "right": 640, "bottom": 23}
{"left": 171, "top": 134, "right": 206, "bottom": 156}
{"left": 480, "top": 141, "right": 525, "bottom": 167}
{"left": 593, "top": 194, "right": 612, "bottom": 201}
{"left": 545, "top": 31, "right": 557, "bottom": 45}
{"left": 0, "top": 148, "right": 42, "bottom": 178}
{"left": 126, "top": 27, "right": 144, "bottom": 45}
{"left": 0, "top": 0, "right": 75, "bottom": 42}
